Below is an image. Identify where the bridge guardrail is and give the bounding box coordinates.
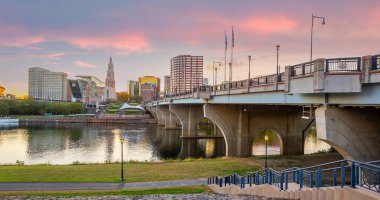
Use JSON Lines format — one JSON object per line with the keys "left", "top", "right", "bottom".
{"left": 373, "top": 55, "right": 380, "bottom": 70}
{"left": 325, "top": 57, "right": 361, "bottom": 72}
{"left": 290, "top": 61, "right": 314, "bottom": 77}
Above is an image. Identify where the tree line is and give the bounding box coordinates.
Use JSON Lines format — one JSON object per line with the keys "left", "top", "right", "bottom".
{"left": 0, "top": 99, "right": 84, "bottom": 115}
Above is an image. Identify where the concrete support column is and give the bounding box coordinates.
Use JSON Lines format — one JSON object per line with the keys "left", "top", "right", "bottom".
{"left": 147, "top": 106, "right": 158, "bottom": 120}
{"left": 152, "top": 107, "right": 165, "bottom": 126}
{"left": 316, "top": 106, "right": 380, "bottom": 161}
{"left": 284, "top": 66, "right": 291, "bottom": 92}
{"left": 204, "top": 104, "right": 250, "bottom": 157}
{"left": 361, "top": 55, "right": 372, "bottom": 83}
{"left": 157, "top": 105, "right": 180, "bottom": 129}
{"left": 249, "top": 108, "right": 308, "bottom": 155}
{"left": 313, "top": 58, "right": 325, "bottom": 91}
{"left": 169, "top": 104, "right": 203, "bottom": 137}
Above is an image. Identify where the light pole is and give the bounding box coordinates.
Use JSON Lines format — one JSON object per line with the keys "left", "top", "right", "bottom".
{"left": 264, "top": 135, "right": 269, "bottom": 169}
{"left": 120, "top": 138, "right": 125, "bottom": 182}
{"left": 213, "top": 61, "right": 222, "bottom": 87}
{"left": 310, "top": 14, "right": 326, "bottom": 63}
{"left": 276, "top": 44, "right": 280, "bottom": 76}
{"left": 248, "top": 55, "right": 252, "bottom": 92}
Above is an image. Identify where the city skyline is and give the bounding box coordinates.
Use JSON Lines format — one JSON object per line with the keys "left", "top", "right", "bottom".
{"left": 0, "top": 0, "right": 379, "bottom": 96}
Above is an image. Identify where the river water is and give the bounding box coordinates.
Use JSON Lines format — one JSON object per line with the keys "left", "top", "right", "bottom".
{"left": 0, "top": 124, "right": 330, "bottom": 165}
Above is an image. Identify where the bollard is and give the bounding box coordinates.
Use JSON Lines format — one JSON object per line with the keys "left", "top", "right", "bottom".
{"left": 249, "top": 175, "right": 252, "bottom": 187}
{"left": 280, "top": 173, "right": 284, "bottom": 191}
{"left": 317, "top": 167, "right": 322, "bottom": 189}
{"left": 219, "top": 177, "right": 223, "bottom": 187}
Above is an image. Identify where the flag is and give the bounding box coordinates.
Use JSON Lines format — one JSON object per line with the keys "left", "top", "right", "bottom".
{"left": 225, "top": 30, "right": 227, "bottom": 51}
{"left": 232, "top": 26, "right": 235, "bottom": 48}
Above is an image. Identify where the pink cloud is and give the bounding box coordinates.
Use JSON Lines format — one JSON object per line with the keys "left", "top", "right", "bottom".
{"left": 244, "top": 16, "right": 298, "bottom": 33}
{"left": 74, "top": 60, "right": 97, "bottom": 68}
{"left": 65, "top": 34, "right": 152, "bottom": 54}
{"left": 0, "top": 35, "right": 45, "bottom": 47}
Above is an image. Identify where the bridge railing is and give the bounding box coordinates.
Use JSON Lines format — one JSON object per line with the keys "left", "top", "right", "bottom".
{"left": 208, "top": 159, "right": 380, "bottom": 193}
{"left": 290, "top": 61, "right": 314, "bottom": 77}
{"left": 372, "top": 55, "right": 380, "bottom": 70}
{"left": 325, "top": 57, "right": 361, "bottom": 72}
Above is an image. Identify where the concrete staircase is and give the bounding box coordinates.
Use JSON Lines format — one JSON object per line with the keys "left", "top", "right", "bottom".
{"left": 209, "top": 184, "right": 380, "bottom": 200}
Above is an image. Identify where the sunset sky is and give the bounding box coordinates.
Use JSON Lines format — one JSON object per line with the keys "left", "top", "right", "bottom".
{"left": 0, "top": 0, "right": 379, "bottom": 95}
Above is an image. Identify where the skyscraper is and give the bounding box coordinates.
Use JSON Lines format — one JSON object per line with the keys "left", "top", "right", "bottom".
{"left": 128, "top": 80, "right": 140, "bottom": 96}
{"left": 28, "top": 67, "right": 68, "bottom": 101}
{"left": 164, "top": 75, "right": 171, "bottom": 95}
{"left": 170, "top": 55, "right": 203, "bottom": 93}
{"left": 105, "top": 57, "right": 116, "bottom": 100}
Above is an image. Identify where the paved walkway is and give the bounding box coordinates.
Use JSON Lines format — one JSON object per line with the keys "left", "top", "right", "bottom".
{"left": 0, "top": 179, "right": 207, "bottom": 191}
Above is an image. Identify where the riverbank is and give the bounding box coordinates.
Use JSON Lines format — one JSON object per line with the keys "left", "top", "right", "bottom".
{"left": 0, "top": 154, "right": 341, "bottom": 183}
{"left": 13, "top": 114, "right": 157, "bottom": 124}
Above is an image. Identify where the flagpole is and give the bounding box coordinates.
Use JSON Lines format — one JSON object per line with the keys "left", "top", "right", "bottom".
{"left": 230, "top": 27, "right": 234, "bottom": 88}
{"left": 224, "top": 30, "right": 227, "bottom": 83}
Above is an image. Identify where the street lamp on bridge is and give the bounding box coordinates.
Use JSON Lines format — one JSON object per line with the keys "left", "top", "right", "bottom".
{"left": 276, "top": 44, "right": 280, "bottom": 80}
{"left": 213, "top": 61, "right": 222, "bottom": 88}
{"left": 310, "top": 14, "right": 326, "bottom": 63}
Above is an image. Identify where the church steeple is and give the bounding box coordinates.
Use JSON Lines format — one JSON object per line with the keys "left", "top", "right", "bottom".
{"left": 105, "top": 57, "right": 115, "bottom": 89}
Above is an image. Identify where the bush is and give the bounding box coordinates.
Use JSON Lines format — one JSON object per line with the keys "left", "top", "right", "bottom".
{"left": 0, "top": 100, "right": 84, "bottom": 115}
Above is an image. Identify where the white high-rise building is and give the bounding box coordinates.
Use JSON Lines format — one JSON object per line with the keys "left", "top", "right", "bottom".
{"left": 28, "top": 67, "right": 68, "bottom": 101}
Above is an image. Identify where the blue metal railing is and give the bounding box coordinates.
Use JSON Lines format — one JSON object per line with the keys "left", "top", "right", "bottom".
{"left": 325, "top": 57, "right": 361, "bottom": 72}
{"left": 372, "top": 55, "right": 380, "bottom": 70}
{"left": 207, "top": 159, "right": 380, "bottom": 193}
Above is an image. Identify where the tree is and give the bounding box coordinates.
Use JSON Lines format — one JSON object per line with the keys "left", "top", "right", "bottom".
{"left": 129, "top": 95, "right": 143, "bottom": 103}
{"left": 117, "top": 92, "right": 130, "bottom": 103}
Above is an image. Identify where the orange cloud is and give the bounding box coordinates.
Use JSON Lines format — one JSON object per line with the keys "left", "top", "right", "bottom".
{"left": 244, "top": 16, "right": 298, "bottom": 33}
{"left": 74, "top": 60, "right": 97, "bottom": 68}
{"left": 65, "top": 34, "right": 151, "bottom": 54}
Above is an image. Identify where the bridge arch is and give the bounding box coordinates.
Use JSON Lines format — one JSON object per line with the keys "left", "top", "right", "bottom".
{"left": 251, "top": 128, "right": 283, "bottom": 156}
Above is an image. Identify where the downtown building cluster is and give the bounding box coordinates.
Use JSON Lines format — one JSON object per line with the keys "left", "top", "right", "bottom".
{"left": 28, "top": 57, "right": 116, "bottom": 106}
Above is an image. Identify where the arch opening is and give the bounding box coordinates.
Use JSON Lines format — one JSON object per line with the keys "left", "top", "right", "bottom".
{"left": 252, "top": 129, "right": 283, "bottom": 156}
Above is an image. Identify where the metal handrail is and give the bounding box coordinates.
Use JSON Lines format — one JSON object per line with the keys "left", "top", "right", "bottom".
{"left": 325, "top": 57, "right": 361, "bottom": 72}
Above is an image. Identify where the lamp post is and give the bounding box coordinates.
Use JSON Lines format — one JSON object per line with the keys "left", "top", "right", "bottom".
{"left": 276, "top": 44, "right": 280, "bottom": 79}
{"left": 264, "top": 135, "right": 269, "bottom": 169}
{"left": 120, "top": 138, "right": 125, "bottom": 182}
{"left": 310, "top": 14, "right": 326, "bottom": 63}
{"left": 248, "top": 55, "right": 252, "bottom": 92}
{"left": 213, "top": 61, "right": 222, "bottom": 87}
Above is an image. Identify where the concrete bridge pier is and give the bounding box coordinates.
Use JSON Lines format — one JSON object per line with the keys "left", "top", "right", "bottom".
{"left": 249, "top": 107, "right": 310, "bottom": 155}
{"left": 169, "top": 104, "right": 204, "bottom": 158}
{"left": 151, "top": 106, "right": 165, "bottom": 126}
{"left": 316, "top": 106, "right": 380, "bottom": 161}
{"left": 156, "top": 105, "right": 181, "bottom": 129}
{"left": 204, "top": 104, "right": 250, "bottom": 157}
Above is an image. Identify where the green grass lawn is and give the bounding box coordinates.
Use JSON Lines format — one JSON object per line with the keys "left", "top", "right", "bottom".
{"left": 0, "top": 158, "right": 258, "bottom": 183}
{"left": 0, "top": 186, "right": 207, "bottom": 197}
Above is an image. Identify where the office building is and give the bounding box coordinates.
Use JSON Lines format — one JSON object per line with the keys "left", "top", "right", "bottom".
{"left": 203, "top": 78, "right": 209, "bottom": 86}
{"left": 164, "top": 75, "right": 171, "bottom": 95}
{"left": 140, "top": 83, "right": 158, "bottom": 102}
{"left": 28, "top": 67, "right": 68, "bottom": 101}
{"left": 0, "top": 85, "right": 4, "bottom": 96}
{"left": 138, "top": 76, "right": 160, "bottom": 95}
{"left": 170, "top": 55, "right": 203, "bottom": 93}
{"left": 128, "top": 80, "right": 140, "bottom": 96}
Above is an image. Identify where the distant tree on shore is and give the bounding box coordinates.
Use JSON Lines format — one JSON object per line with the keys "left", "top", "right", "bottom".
{"left": 0, "top": 99, "right": 84, "bottom": 115}
{"left": 117, "top": 91, "right": 130, "bottom": 103}
{"left": 129, "top": 95, "right": 143, "bottom": 104}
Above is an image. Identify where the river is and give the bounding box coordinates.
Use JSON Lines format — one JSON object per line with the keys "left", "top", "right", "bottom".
{"left": 0, "top": 123, "right": 330, "bottom": 164}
